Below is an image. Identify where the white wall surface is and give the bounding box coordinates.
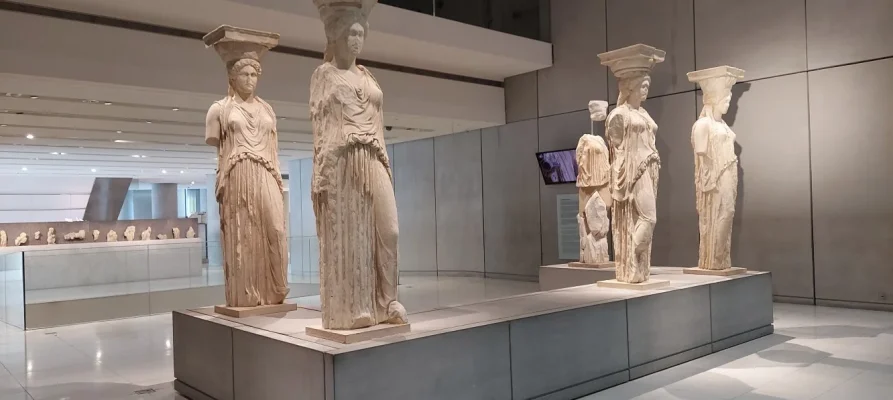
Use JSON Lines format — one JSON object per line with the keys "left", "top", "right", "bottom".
{"left": 0, "top": 176, "right": 94, "bottom": 223}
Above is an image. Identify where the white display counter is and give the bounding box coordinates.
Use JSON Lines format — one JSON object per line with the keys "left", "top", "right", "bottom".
{"left": 20, "top": 239, "right": 203, "bottom": 290}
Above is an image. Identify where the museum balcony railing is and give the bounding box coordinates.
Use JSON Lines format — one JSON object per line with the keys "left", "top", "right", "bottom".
{"left": 6, "top": 237, "right": 321, "bottom": 330}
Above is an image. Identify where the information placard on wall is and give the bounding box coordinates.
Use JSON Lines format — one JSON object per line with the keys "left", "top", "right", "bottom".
{"left": 556, "top": 194, "right": 580, "bottom": 260}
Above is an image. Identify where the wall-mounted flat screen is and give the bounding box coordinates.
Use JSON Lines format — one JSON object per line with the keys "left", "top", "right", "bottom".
{"left": 536, "top": 149, "right": 577, "bottom": 185}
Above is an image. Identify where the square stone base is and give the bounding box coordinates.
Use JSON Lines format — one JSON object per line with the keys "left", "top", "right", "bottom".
{"left": 597, "top": 279, "right": 670, "bottom": 291}
{"left": 683, "top": 267, "right": 748, "bottom": 276}
{"left": 306, "top": 323, "right": 411, "bottom": 344}
{"left": 213, "top": 303, "right": 297, "bottom": 318}
{"left": 568, "top": 261, "right": 615, "bottom": 269}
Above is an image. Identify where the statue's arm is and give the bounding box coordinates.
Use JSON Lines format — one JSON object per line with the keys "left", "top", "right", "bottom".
{"left": 606, "top": 112, "right": 626, "bottom": 146}
{"left": 205, "top": 102, "right": 223, "bottom": 147}
{"left": 692, "top": 119, "right": 710, "bottom": 156}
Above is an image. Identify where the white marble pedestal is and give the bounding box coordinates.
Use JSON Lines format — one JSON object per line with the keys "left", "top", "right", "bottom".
{"left": 539, "top": 263, "right": 616, "bottom": 291}
{"left": 306, "top": 323, "right": 411, "bottom": 344}
{"left": 683, "top": 267, "right": 748, "bottom": 276}
{"left": 214, "top": 303, "right": 297, "bottom": 318}
{"left": 597, "top": 279, "right": 671, "bottom": 291}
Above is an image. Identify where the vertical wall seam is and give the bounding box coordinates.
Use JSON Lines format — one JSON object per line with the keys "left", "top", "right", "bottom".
{"left": 803, "top": 0, "right": 817, "bottom": 305}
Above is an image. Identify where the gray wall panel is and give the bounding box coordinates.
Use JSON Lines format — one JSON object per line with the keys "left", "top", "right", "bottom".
{"left": 809, "top": 59, "right": 893, "bottom": 305}
{"left": 694, "top": 0, "right": 807, "bottom": 81}
{"left": 606, "top": 0, "right": 695, "bottom": 99}
{"left": 710, "top": 274, "right": 774, "bottom": 341}
{"left": 435, "top": 130, "right": 485, "bottom": 273}
{"left": 510, "top": 301, "right": 629, "bottom": 400}
{"left": 806, "top": 0, "right": 893, "bottom": 69}
{"left": 505, "top": 71, "right": 539, "bottom": 123}
{"left": 172, "top": 312, "right": 234, "bottom": 400}
{"left": 627, "top": 286, "right": 711, "bottom": 367}
{"left": 702, "top": 74, "right": 814, "bottom": 299}
{"left": 537, "top": 0, "right": 607, "bottom": 117}
{"left": 648, "top": 92, "right": 700, "bottom": 268}
{"left": 233, "top": 329, "right": 325, "bottom": 400}
{"left": 333, "top": 323, "right": 512, "bottom": 400}
{"left": 538, "top": 110, "right": 590, "bottom": 265}
{"left": 394, "top": 139, "right": 438, "bottom": 273}
{"left": 482, "top": 122, "right": 542, "bottom": 277}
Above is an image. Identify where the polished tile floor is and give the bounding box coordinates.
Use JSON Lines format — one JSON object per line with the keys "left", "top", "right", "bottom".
{"left": 0, "top": 280, "right": 890, "bottom": 399}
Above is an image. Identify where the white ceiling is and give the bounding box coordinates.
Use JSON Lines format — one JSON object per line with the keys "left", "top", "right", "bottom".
{"left": 0, "top": 1, "right": 550, "bottom": 184}
{"left": 0, "top": 73, "right": 462, "bottom": 183}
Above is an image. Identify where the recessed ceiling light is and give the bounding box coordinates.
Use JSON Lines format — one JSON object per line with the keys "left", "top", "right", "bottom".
{"left": 179, "top": 170, "right": 184, "bottom": 174}
{"left": 50, "top": 152, "right": 59, "bottom": 155}
{"left": 145, "top": 121, "right": 152, "bottom": 124}
{"left": 172, "top": 108, "right": 180, "bottom": 111}
{"left": 141, "top": 155, "right": 147, "bottom": 158}
{"left": 131, "top": 154, "right": 141, "bottom": 158}
{"left": 25, "top": 134, "right": 34, "bottom": 139}
{"left": 20, "top": 167, "right": 27, "bottom": 171}
{"left": 190, "top": 181, "right": 195, "bottom": 185}
{"left": 0, "top": 124, "right": 6, "bottom": 127}
{"left": 161, "top": 169, "right": 167, "bottom": 174}
{"left": 104, "top": 102, "right": 113, "bottom": 106}
{"left": 114, "top": 140, "right": 132, "bottom": 143}
{"left": 60, "top": 152, "right": 66, "bottom": 155}
{"left": 116, "top": 130, "right": 122, "bottom": 134}
{"left": 90, "top": 168, "right": 97, "bottom": 173}
{"left": 29, "top": 96, "right": 39, "bottom": 100}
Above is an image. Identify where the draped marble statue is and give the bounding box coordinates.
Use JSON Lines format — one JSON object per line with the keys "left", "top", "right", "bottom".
{"left": 598, "top": 44, "right": 666, "bottom": 285}
{"left": 204, "top": 25, "right": 290, "bottom": 308}
{"left": 686, "top": 66, "right": 747, "bottom": 276}
{"left": 310, "top": 0, "right": 408, "bottom": 331}
{"left": 574, "top": 100, "right": 612, "bottom": 266}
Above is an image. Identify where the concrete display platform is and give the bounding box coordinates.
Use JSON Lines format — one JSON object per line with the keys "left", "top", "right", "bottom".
{"left": 684, "top": 267, "right": 748, "bottom": 276}
{"left": 539, "top": 263, "right": 616, "bottom": 290}
{"left": 173, "top": 268, "right": 773, "bottom": 400}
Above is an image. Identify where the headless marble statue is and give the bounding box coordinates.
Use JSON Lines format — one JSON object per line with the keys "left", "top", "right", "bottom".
{"left": 574, "top": 100, "right": 612, "bottom": 266}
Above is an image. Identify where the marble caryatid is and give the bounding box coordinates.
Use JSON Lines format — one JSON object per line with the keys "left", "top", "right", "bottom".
{"left": 186, "top": 227, "right": 196, "bottom": 239}
{"left": 141, "top": 227, "right": 152, "bottom": 241}
{"left": 14, "top": 233, "right": 27, "bottom": 246}
{"left": 204, "top": 25, "right": 290, "bottom": 308}
{"left": 687, "top": 66, "right": 745, "bottom": 272}
{"left": 93, "top": 230, "right": 100, "bottom": 241}
{"left": 575, "top": 100, "right": 612, "bottom": 266}
{"left": 598, "top": 44, "right": 665, "bottom": 284}
{"left": 33, "top": 231, "right": 40, "bottom": 241}
{"left": 157, "top": 234, "right": 168, "bottom": 240}
{"left": 172, "top": 227, "right": 181, "bottom": 239}
{"left": 107, "top": 230, "right": 118, "bottom": 242}
{"left": 124, "top": 226, "right": 136, "bottom": 241}
{"left": 0, "top": 231, "right": 6, "bottom": 247}
{"left": 310, "top": 0, "right": 407, "bottom": 330}
{"left": 47, "top": 228, "right": 56, "bottom": 244}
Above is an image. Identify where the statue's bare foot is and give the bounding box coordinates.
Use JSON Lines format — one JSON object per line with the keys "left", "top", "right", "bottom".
{"left": 386, "top": 301, "right": 408, "bottom": 324}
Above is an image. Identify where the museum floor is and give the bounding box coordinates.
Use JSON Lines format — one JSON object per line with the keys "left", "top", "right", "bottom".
{"left": 0, "top": 277, "right": 889, "bottom": 399}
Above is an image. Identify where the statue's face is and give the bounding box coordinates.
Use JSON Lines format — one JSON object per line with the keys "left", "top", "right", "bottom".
{"left": 719, "top": 93, "right": 732, "bottom": 115}
{"left": 635, "top": 78, "right": 651, "bottom": 102}
{"left": 231, "top": 64, "right": 258, "bottom": 97}
{"left": 342, "top": 22, "right": 365, "bottom": 56}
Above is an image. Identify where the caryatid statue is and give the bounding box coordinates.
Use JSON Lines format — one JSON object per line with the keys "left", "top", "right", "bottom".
{"left": 687, "top": 66, "right": 746, "bottom": 275}
{"left": 598, "top": 44, "right": 665, "bottom": 284}
{"left": 310, "top": 0, "right": 408, "bottom": 330}
{"left": 204, "top": 25, "right": 290, "bottom": 308}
